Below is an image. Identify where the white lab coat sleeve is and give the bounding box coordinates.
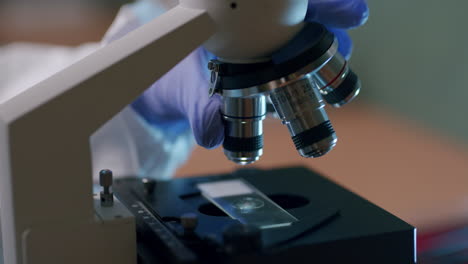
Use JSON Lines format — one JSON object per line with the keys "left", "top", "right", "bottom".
{"left": 90, "top": 107, "right": 194, "bottom": 180}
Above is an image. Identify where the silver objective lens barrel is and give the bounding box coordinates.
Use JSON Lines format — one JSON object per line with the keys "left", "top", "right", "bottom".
{"left": 269, "top": 77, "right": 337, "bottom": 158}
{"left": 222, "top": 96, "right": 266, "bottom": 165}
{"left": 312, "top": 52, "right": 361, "bottom": 108}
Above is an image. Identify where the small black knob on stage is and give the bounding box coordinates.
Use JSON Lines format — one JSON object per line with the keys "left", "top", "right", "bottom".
{"left": 141, "top": 178, "right": 156, "bottom": 196}
{"left": 181, "top": 213, "right": 199, "bottom": 232}
{"left": 222, "top": 224, "right": 262, "bottom": 255}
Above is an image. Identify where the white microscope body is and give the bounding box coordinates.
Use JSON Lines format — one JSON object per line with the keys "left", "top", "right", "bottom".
{"left": 0, "top": 1, "right": 307, "bottom": 263}
{"left": 181, "top": 0, "right": 307, "bottom": 62}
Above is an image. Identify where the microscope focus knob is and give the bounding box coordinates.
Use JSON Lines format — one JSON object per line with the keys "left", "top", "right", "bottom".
{"left": 99, "top": 169, "right": 114, "bottom": 207}
{"left": 99, "top": 169, "right": 113, "bottom": 187}
{"left": 222, "top": 224, "right": 262, "bottom": 255}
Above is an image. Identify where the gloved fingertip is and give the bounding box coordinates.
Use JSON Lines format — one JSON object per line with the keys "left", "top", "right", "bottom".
{"left": 306, "top": 0, "right": 369, "bottom": 29}
{"left": 328, "top": 28, "right": 353, "bottom": 59}
{"left": 192, "top": 95, "right": 225, "bottom": 149}
{"left": 346, "top": 0, "right": 370, "bottom": 28}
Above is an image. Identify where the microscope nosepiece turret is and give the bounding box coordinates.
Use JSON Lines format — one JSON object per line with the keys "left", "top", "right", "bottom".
{"left": 208, "top": 22, "right": 361, "bottom": 164}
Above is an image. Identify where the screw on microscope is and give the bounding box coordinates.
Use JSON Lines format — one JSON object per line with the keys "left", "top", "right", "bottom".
{"left": 222, "top": 224, "right": 262, "bottom": 255}
{"left": 141, "top": 178, "right": 157, "bottom": 196}
{"left": 99, "top": 169, "right": 114, "bottom": 207}
{"left": 180, "top": 213, "right": 198, "bottom": 232}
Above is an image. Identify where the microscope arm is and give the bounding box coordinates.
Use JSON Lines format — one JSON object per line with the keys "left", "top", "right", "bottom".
{"left": 0, "top": 6, "right": 214, "bottom": 264}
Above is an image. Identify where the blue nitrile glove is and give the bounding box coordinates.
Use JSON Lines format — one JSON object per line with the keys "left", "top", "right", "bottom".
{"left": 306, "top": 0, "right": 369, "bottom": 59}
{"left": 129, "top": 0, "right": 369, "bottom": 149}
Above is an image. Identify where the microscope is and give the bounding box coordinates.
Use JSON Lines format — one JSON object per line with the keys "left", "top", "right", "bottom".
{"left": 211, "top": 22, "right": 359, "bottom": 164}
{"left": 0, "top": 1, "right": 416, "bottom": 263}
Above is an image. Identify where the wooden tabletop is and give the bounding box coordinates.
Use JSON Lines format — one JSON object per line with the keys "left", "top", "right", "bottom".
{"left": 176, "top": 103, "right": 468, "bottom": 233}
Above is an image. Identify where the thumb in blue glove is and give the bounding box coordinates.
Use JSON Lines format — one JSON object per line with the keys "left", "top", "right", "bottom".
{"left": 132, "top": 48, "right": 223, "bottom": 149}
{"left": 101, "top": 1, "right": 223, "bottom": 149}
{"left": 307, "top": 0, "right": 369, "bottom": 29}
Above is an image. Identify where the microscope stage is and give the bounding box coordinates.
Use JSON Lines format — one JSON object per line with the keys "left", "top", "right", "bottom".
{"left": 114, "top": 167, "right": 416, "bottom": 264}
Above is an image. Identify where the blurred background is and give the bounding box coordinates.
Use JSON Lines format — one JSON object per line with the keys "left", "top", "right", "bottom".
{"left": 351, "top": 0, "right": 468, "bottom": 147}
{"left": 1, "top": 0, "right": 467, "bottom": 262}
{"left": 0, "top": 0, "right": 123, "bottom": 44}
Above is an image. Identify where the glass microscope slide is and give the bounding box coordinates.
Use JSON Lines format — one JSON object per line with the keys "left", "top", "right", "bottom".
{"left": 197, "top": 179, "right": 298, "bottom": 229}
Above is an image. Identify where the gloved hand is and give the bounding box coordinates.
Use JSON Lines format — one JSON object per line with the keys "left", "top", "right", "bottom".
{"left": 118, "top": 0, "right": 369, "bottom": 150}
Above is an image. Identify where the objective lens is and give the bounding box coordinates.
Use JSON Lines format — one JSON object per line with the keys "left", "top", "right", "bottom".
{"left": 222, "top": 96, "right": 266, "bottom": 165}
{"left": 269, "top": 77, "right": 337, "bottom": 158}
{"left": 312, "top": 52, "right": 361, "bottom": 108}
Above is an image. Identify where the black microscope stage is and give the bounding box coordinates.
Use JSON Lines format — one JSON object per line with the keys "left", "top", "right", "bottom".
{"left": 114, "top": 167, "right": 416, "bottom": 264}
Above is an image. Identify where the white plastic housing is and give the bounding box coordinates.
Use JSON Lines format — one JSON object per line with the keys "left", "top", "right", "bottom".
{"left": 180, "top": 0, "right": 308, "bottom": 62}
